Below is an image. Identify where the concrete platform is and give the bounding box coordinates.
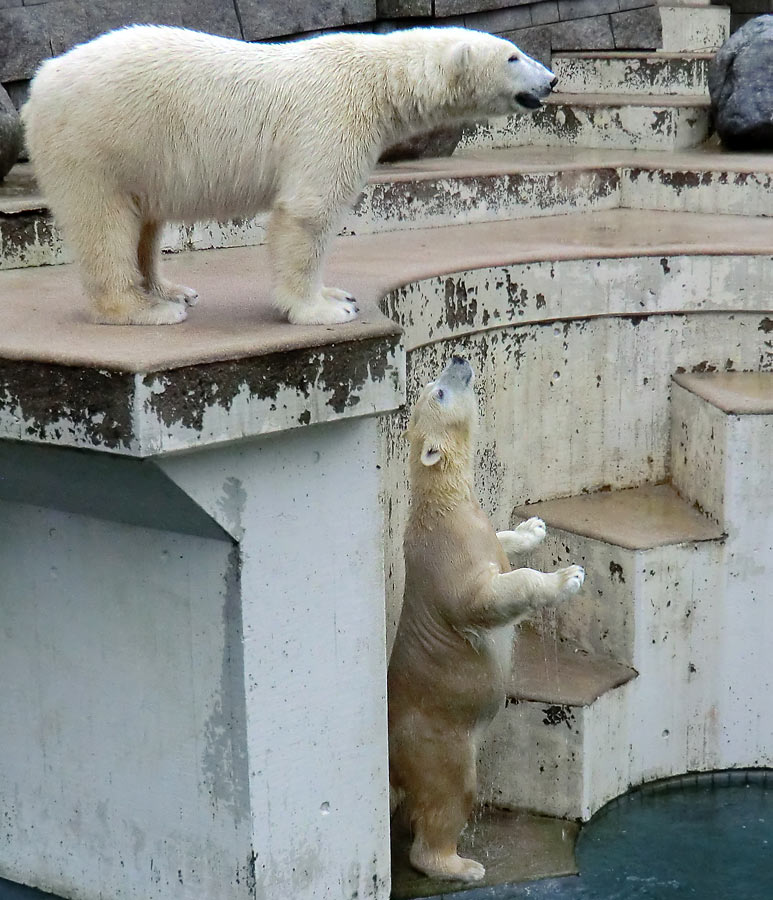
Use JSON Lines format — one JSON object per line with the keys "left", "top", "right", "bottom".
{"left": 390, "top": 809, "right": 578, "bottom": 900}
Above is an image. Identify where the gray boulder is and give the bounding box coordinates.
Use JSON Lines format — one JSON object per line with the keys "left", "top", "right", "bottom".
{"left": 0, "top": 84, "right": 22, "bottom": 180}
{"left": 709, "top": 15, "right": 773, "bottom": 151}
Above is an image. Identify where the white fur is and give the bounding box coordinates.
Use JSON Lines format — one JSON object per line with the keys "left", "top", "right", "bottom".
{"left": 22, "top": 25, "right": 555, "bottom": 325}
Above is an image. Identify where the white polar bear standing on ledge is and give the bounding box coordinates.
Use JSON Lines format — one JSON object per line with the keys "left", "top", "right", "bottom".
{"left": 23, "top": 25, "right": 557, "bottom": 326}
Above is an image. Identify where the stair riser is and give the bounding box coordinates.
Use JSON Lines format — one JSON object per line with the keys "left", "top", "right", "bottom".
{"left": 552, "top": 57, "right": 710, "bottom": 98}
{"left": 622, "top": 168, "right": 773, "bottom": 218}
{"left": 659, "top": 6, "right": 730, "bottom": 52}
{"left": 0, "top": 171, "right": 621, "bottom": 272}
{"left": 479, "top": 694, "right": 587, "bottom": 821}
{"left": 458, "top": 104, "right": 712, "bottom": 153}
{"left": 509, "top": 527, "right": 637, "bottom": 664}
{"left": 670, "top": 382, "right": 728, "bottom": 526}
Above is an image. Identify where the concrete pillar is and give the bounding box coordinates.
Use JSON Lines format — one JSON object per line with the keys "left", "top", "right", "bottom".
{"left": 0, "top": 321, "right": 404, "bottom": 900}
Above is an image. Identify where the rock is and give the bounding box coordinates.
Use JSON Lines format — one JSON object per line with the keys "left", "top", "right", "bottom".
{"left": 379, "top": 125, "right": 464, "bottom": 163}
{"left": 709, "top": 15, "right": 773, "bottom": 151}
{"left": 0, "top": 84, "right": 22, "bottom": 180}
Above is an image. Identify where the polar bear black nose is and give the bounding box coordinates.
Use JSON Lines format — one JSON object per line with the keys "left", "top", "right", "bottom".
{"left": 451, "top": 356, "right": 467, "bottom": 366}
{"left": 550, "top": 75, "right": 559, "bottom": 90}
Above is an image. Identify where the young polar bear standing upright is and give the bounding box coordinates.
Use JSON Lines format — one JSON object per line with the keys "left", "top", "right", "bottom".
{"left": 389, "top": 356, "right": 585, "bottom": 883}
{"left": 23, "top": 26, "right": 557, "bottom": 326}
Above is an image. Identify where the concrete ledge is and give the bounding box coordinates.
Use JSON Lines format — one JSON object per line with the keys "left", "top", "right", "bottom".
{"left": 673, "top": 371, "right": 773, "bottom": 415}
{"left": 510, "top": 624, "right": 637, "bottom": 706}
{"left": 513, "top": 483, "right": 724, "bottom": 550}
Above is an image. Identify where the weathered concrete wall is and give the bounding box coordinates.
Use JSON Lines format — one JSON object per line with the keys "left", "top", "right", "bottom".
{"left": 0, "top": 416, "right": 391, "bottom": 900}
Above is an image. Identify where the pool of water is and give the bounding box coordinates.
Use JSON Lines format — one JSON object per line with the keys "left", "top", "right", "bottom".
{"left": 438, "top": 770, "right": 773, "bottom": 900}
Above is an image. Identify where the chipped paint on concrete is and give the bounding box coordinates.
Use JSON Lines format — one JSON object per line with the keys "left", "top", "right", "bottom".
{"left": 0, "top": 169, "right": 620, "bottom": 272}
{"left": 0, "top": 337, "right": 405, "bottom": 456}
{"left": 381, "top": 254, "right": 773, "bottom": 353}
{"left": 622, "top": 167, "right": 773, "bottom": 217}
{"left": 552, "top": 53, "right": 711, "bottom": 98}
{"left": 458, "top": 101, "right": 712, "bottom": 153}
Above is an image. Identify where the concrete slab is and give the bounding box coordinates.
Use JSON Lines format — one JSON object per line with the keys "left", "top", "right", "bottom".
{"left": 513, "top": 483, "right": 724, "bottom": 551}
{"left": 510, "top": 625, "right": 637, "bottom": 707}
{"left": 390, "top": 809, "right": 578, "bottom": 900}
{"left": 673, "top": 372, "right": 773, "bottom": 415}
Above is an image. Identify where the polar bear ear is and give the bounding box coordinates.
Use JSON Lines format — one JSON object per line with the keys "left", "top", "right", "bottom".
{"left": 420, "top": 440, "right": 443, "bottom": 467}
{"left": 446, "top": 41, "right": 472, "bottom": 73}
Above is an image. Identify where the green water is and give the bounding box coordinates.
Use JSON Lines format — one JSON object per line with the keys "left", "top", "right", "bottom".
{"left": 439, "top": 771, "right": 773, "bottom": 900}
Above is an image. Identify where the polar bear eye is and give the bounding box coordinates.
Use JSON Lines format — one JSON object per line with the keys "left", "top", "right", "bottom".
{"left": 508, "top": 54, "right": 520, "bottom": 63}
{"left": 435, "top": 388, "right": 445, "bottom": 401}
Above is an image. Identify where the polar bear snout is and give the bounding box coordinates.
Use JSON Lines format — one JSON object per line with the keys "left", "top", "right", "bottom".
{"left": 440, "top": 355, "right": 474, "bottom": 390}
{"left": 508, "top": 51, "right": 557, "bottom": 112}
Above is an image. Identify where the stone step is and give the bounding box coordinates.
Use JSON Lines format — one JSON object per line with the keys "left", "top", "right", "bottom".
{"left": 6, "top": 144, "right": 773, "bottom": 272}
{"left": 668, "top": 373, "right": 773, "bottom": 772}
{"left": 479, "top": 625, "right": 637, "bottom": 822}
{"left": 478, "top": 484, "right": 726, "bottom": 821}
{"left": 552, "top": 51, "right": 713, "bottom": 97}
{"left": 390, "top": 802, "right": 578, "bottom": 899}
{"left": 671, "top": 372, "right": 773, "bottom": 529}
{"left": 458, "top": 94, "right": 712, "bottom": 153}
{"left": 659, "top": 5, "right": 730, "bottom": 52}
{"left": 0, "top": 157, "right": 622, "bottom": 272}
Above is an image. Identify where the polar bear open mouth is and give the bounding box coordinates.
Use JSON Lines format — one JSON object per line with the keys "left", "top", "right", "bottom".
{"left": 516, "top": 92, "right": 544, "bottom": 110}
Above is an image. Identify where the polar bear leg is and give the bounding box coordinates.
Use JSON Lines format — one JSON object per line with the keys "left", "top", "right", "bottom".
{"left": 268, "top": 204, "right": 358, "bottom": 325}
{"left": 476, "top": 564, "right": 585, "bottom": 626}
{"left": 138, "top": 220, "right": 199, "bottom": 307}
{"left": 58, "top": 185, "right": 187, "bottom": 325}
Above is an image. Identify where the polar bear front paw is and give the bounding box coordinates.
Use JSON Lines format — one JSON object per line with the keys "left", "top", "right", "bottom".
{"left": 152, "top": 279, "right": 199, "bottom": 307}
{"left": 287, "top": 289, "right": 359, "bottom": 325}
{"left": 554, "top": 565, "right": 585, "bottom": 603}
{"left": 515, "top": 517, "right": 547, "bottom": 549}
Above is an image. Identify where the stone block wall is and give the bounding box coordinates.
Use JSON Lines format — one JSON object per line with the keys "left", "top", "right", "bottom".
{"left": 1, "top": 0, "right": 665, "bottom": 108}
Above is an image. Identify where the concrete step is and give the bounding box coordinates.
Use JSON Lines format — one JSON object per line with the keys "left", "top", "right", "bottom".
{"left": 659, "top": 5, "right": 730, "bottom": 51}
{"left": 477, "top": 484, "right": 725, "bottom": 821}
{"left": 390, "top": 803, "right": 578, "bottom": 899}
{"left": 479, "top": 625, "right": 637, "bottom": 822}
{"left": 552, "top": 52, "right": 713, "bottom": 97}
{"left": 458, "top": 94, "right": 712, "bottom": 153}
{"left": 0, "top": 157, "right": 622, "bottom": 271}
{"left": 671, "top": 372, "right": 773, "bottom": 530}
{"left": 6, "top": 145, "right": 773, "bottom": 272}
{"left": 669, "top": 373, "right": 773, "bottom": 772}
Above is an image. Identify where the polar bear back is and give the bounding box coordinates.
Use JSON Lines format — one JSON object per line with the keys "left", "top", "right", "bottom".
{"left": 24, "top": 26, "right": 392, "bottom": 220}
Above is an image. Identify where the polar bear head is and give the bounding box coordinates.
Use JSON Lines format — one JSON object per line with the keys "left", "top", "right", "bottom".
{"left": 386, "top": 27, "right": 557, "bottom": 122}
{"left": 440, "top": 28, "right": 558, "bottom": 117}
{"left": 407, "top": 356, "right": 478, "bottom": 490}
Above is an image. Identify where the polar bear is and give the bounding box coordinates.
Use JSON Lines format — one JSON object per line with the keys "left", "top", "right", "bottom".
{"left": 22, "top": 26, "right": 556, "bottom": 326}
{"left": 388, "top": 356, "right": 585, "bottom": 883}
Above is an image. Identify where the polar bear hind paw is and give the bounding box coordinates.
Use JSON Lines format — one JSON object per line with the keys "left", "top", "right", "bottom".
{"left": 287, "top": 289, "right": 359, "bottom": 325}
{"left": 93, "top": 294, "right": 188, "bottom": 326}
{"left": 410, "top": 851, "right": 485, "bottom": 883}
{"left": 153, "top": 280, "right": 199, "bottom": 307}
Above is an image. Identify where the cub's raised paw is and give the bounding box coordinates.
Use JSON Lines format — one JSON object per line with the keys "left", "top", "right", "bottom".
{"left": 516, "top": 516, "right": 547, "bottom": 550}
{"left": 555, "top": 564, "right": 585, "bottom": 602}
